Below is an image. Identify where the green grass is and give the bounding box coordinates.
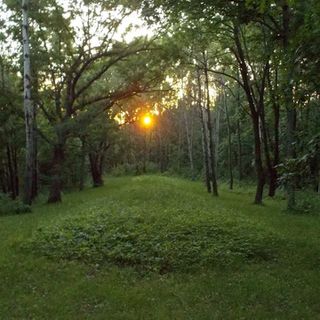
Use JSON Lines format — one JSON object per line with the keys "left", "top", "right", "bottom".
{"left": 1, "top": 175, "right": 320, "bottom": 319}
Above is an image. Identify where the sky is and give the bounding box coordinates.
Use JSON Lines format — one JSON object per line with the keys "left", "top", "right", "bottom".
{"left": 59, "top": 0, "right": 155, "bottom": 46}
{"left": 0, "top": 0, "right": 155, "bottom": 58}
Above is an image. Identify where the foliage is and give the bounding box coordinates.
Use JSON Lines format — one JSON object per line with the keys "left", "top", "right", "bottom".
{"left": 1, "top": 0, "right": 320, "bottom": 207}
{"left": 277, "top": 157, "right": 309, "bottom": 186}
{"left": 27, "top": 182, "right": 279, "bottom": 273}
{"left": 295, "top": 191, "right": 320, "bottom": 214}
{"left": 0, "top": 193, "right": 31, "bottom": 215}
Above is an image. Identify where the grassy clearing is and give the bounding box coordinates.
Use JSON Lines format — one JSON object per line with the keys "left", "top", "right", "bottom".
{"left": 1, "top": 175, "right": 320, "bottom": 319}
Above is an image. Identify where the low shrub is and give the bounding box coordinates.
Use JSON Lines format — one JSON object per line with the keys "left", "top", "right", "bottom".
{"left": 111, "top": 162, "right": 161, "bottom": 177}
{"left": 28, "top": 210, "right": 279, "bottom": 273}
{"left": 0, "top": 193, "right": 31, "bottom": 215}
{"left": 295, "top": 191, "right": 320, "bottom": 214}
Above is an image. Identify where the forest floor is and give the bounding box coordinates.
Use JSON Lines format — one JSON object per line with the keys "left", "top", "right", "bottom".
{"left": 1, "top": 175, "right": 320, "bottom": 319}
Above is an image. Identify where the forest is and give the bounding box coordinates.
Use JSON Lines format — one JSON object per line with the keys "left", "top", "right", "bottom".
{"left": 0, "top": 0, "right": 320, "bottom": 319}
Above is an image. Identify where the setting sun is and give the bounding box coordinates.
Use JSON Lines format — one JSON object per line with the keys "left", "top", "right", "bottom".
{"left": 142, "top": 115, "right": 152, "bottom": 127}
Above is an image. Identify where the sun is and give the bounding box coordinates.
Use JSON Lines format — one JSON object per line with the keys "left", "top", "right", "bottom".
{"left": 142, "top": 115, "right": 152, "bottom": 127}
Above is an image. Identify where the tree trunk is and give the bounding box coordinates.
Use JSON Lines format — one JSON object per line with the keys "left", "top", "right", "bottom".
{"left": 183, "top": 106, "right": 195, "bottom": 180}
{"left": 79, "top": 138, "right": 86, "bottom": 191}
{"left": 269, "top": 102, "right": 280, "bottom": 197}
{"left": 197, "top": 69, "right": 211, "bottom": 193}
{"left": 31, "top": 102, "right": 38, "bottom": 200}
{"left": 286, "top": 106, "right": 296, "bottom": 209}
{"left": 214, "top": 106, "right": 221, "bottom": 179}
{"left": 267, "top": 67, "right": 280, "bottom": 197}
{"left": 203, "top": 53, "right": 218, "bottom": 196}
{"left": 13, "top": 147, "right": 19, "bottom": 197}
{"left": 158, "top": 124, "right": 167, "bottom": 173}
{"left": 6, "top": 145, "right": 17, "bottom": 199}
{"left": 236, "top": 83, "right": 243, "bottom": 181}
{"left": 252, "top": 112, "right": 266, "bottom": 204}
{"left": 22, "top": 0, "right": 35, "bottom": 205}
{"left": 89, "top": 153, "right": 104, "bottom": 187}
{"left": 0, "top": 167, "right": 7, "bottom": 194}
{"left": 47, "top": 144, "right": 64, "bottom": 203}
{"left": 282, "top": 1, "right": 296, "bottom": 210}
{"left": 143, "top": 131, "right": 147, "bottom": 173}
{"left": 233, "top": 25, "right": 265, "bottom": 204}
{"left": 236, "top": 119, "right": 243, "bottom": 181}
{"left": 259, "top": 98, "right": 276, "bottom": 198}
{"left": 224, "top": 91, "right": 234, "bottom": 190}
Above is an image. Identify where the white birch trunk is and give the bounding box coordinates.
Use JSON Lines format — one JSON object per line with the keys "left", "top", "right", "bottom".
{"left": 22, "top": 0, "right": 35, "bottom": 205}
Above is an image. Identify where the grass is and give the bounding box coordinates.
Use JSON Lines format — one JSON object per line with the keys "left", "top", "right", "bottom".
{"left": 1, "top": 175, "right": 320, "bottom": 319}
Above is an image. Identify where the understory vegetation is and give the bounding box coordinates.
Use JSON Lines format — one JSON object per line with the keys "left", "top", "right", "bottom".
{"left": 1, "top": 176, "right": 320, "bottom": 319}
{"left": 28, "top": 202, "right": 277, "bottom": 273}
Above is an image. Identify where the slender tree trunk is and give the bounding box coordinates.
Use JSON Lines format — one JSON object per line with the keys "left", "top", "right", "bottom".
{"left": 13, "top": 147, "right": 19, "bottom": 197}
{"left": 236, "top": 82, "right": 243, "bottom": 181}
{"left": 214, "top": 105, "right": 220, "bottom": 178}
{"left": 267, "top": 67, "right": 280, "bottom": 197}
{"left": 79, "top": 138, "right": 86, "bottom": 191}
{"left": 269, "top": 101, "right": 280, "bottom": 197}
{"left": 268, "top": 167, "right": 278, "bottom": 197}
{"left": 286, "top": 105, "right": 296, "bottom": 209}
{"left": 0, "top": 166, "right": 7, "bottom": 193}
{"left": 224, "top": 91, "right": 234, "bottom": 190}
{"left": 22, "top": 0, "right": 35, "bottom": 205}
{"left": 177, "top": 119, "right": 184, "bottom": 172}
{"left": 259, "top": 98, "right": 276, "bottom": 198}
{"left": 183, "top": 107, "right": 195, "bottom": 179}
{"left": 253, "top": 112, "right": 265, "bottom": 204}
{"left": 47, "top": 143, "right": 65, "bottom": 203}
{"left": 32, "top": 113, "right": 38, "bottom": 200}
{"left": 197, "top": 69, "right": 211, "bottom": 193}
{"left": 233, "top": 25, "right": 265, "bottom": 204}
{"left": 6, "top": 145, "right": 17, "bottom": 199}
{"left": 157, "top": 125, "right": 164, "bottom": 172}
{"left": 281, "top": 1, "right": 296, "bottom": 210}
{"left": 143, "top": 131, "right": 147, "bottom": 173}
{"left": 203, "top": 53, "right": 218, "bottom": 196}
{"left": 253, "top": 116, "right": 266, "bottom": 205}
{"left": 236, "top": 119, "right": 243, "bottom": 181}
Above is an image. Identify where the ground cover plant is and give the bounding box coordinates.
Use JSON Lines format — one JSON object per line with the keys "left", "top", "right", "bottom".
{"left": 28, "top": 206, "right": 277, "bottom": 273}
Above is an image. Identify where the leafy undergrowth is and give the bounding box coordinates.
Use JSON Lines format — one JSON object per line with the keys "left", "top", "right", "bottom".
{"left": 0, "top": 193, "right": 31, "bottom": 215}
{"left": 28, "top": 205, "right": 279, "bottom": 273}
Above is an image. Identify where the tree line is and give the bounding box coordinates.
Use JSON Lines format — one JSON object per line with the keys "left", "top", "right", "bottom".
{"left": 0, "top": 0, "right": 319, "bottom": 210}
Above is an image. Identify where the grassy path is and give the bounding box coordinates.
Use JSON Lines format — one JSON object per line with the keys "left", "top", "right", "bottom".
{"left": 1, "top": 176, "right": 319, "bottom": 319}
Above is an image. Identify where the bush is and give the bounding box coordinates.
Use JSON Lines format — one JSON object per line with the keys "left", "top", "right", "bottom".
{"left": 110, "top": 163, "right": 137, "bottom": 176}
{"left": 27, "top": 211, "right": 278, "bottom": 273}
{"left": 295, "top": 191, "right": 320, "bottom": 214}
{"left": 111, "top": 162, "right": 161, "bottom": 177}
{"left": 0, "top": 193, "right": 31, "bottom": 215}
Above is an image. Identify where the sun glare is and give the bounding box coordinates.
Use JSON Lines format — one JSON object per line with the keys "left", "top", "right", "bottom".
{"left": 142, "top": 115, "right": 152, "bottom": 127}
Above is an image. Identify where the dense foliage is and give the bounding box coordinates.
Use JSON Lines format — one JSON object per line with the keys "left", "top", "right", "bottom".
{"left": 0, "top": 0, "right": 319, "bottom": 208}
{"left": 29, "top": 207, "right": 277, "bottom": 273}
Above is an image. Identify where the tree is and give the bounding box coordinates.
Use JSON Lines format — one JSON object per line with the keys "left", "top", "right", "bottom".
{"left": 21, "top": 0, "right": 35, "bottom": 205}
{"left": 84, "top": 113, "right": 117, "bottom": 187}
